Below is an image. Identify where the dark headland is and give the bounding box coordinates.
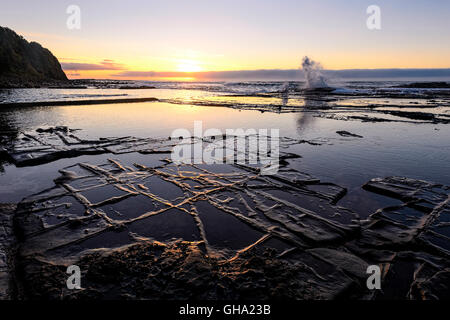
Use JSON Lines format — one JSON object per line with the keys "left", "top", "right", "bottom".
{"left": 0, "top": 26, "right": 68, "bottom": 88}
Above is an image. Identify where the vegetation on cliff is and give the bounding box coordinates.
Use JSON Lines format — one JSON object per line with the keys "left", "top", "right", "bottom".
{"left": 0, "top": 26, "right": 67, "bottom": 88}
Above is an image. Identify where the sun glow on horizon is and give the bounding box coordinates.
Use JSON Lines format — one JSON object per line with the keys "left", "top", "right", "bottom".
{"left": 176, "top": 60, "right": 203, "bottom": 73}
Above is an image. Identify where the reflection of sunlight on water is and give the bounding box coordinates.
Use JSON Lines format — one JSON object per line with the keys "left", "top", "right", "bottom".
{"left": 304, "top": 97, "right": 330, "bottom": 109}
{"left": 281, "top": 93, "right": 289, "bottom": 107}
{"left": 296, "top": 112, "right": 316, "bottom": 134}
{"left": 335, "top": 98, "right": 432, "bottom": 107}
{"left": 2, "top": 96, "right": 450, "bottom": 209}
{"left": 52, "top": 102, "right": 296, "bottom": 138}
{"left": 151, "top": 89, "right": 217, "bottom": 102}
{"left": 296, "top": 98, "right": 330, "bottom": 134}
{"left": 191, "top": 95, "right": 307, "bottom": 108}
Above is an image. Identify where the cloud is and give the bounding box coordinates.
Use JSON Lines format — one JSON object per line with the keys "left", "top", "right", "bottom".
{"left": 113, "top": 70, "right": 303, "bottom": 80}
{"left": 113, "top": 71, "right": 158, "bottom": 77}
{"left": 326, "top": 69, "right": 450, "bottom": 78}
{"left": 112, "top": 68, "right": 450, "bottom": 80}
{"left": 61, "top": 60, "right": 125, "bottom": 71}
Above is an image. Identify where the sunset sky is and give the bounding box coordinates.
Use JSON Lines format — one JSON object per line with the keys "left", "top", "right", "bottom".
{"left": 1, "top": 0, "right": 449, "bottom": 80}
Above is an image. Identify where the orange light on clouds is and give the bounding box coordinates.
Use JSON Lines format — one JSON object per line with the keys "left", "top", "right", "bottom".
{"left": 58, "top": 48, "right": 450, "bottom": 80}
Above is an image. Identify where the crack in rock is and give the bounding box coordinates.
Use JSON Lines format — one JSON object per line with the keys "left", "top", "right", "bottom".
{"left": 1, "top": 128, "right": 448, "bottom": 300}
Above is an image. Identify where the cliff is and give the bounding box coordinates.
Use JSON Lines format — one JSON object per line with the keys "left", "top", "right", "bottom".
{"left": 0, "top": 26, "right": 68, "bottom": 88}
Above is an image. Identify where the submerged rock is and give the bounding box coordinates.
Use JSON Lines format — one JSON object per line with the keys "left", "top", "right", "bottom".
{"left": 12, "top": 161, "right": 450, "bottom": 299}
{"left": 2, "top": 128, "right": 448, "bottom": 300}
{"left": 0, "top": 126, "right": 173, "bottom": 167}
{"left": 118, "top": 85, "right": 156, "bottom": 89}
{"left": 336, "top": 131, "right": 363, "bottom": 138}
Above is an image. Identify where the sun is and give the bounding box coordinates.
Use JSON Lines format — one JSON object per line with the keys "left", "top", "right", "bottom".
{"left": 176, "top": 60, "right": 203, "bottom": 73}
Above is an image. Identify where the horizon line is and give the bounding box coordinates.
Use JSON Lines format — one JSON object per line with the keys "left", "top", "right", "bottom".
{"left": 64, "top": 68, "right": 450, "bottom": 81}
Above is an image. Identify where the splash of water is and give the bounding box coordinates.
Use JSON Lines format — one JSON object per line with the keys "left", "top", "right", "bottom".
{"left": 301, "top": 56, "right": 328, "bottom": 89}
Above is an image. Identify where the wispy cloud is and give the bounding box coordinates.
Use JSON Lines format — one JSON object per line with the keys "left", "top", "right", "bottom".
{"left": 113, "top": 71, "right": 159, "bottom": 77}
{"left": 113, "top": 70, "right": 302, "bottom": 80}
{"left": 112, "top": 69, "right": 450, "bottom": 80}
{"left": 113, "top": 71, "right": 196, "bottom": 78}
{"left": 62, "top": 60, "right": 125, "bottom": 71}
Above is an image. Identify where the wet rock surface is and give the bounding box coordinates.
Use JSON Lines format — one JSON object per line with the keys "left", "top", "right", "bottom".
{"left": 160, "top": 87, "right": 450, "bottom": 124}
{"left": 0, "top": 126, "right": 176, "bottom": 167}
{"left": 393, "top": 82, "right": 450, "bottom": 89}
{"left": 336, "top": 131, "right": 363, "bottom": 138}
{"left": 0, "top": 128, "right": 448, "bottom": 300}
{"left": 0, "top": 203, "right": 17, "bottom": 299}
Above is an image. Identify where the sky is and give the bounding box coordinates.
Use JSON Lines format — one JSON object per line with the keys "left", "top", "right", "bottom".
{"left": 1, "top": 0, "right": 449, "bottom": 80}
